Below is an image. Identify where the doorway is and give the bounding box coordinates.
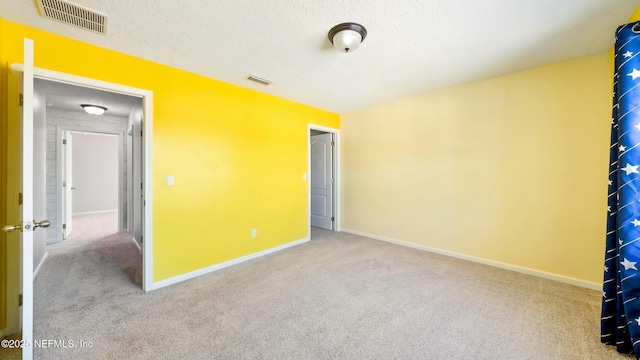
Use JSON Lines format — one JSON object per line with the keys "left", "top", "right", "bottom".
{"left": 61, "top": 131, "right": 120, "bottom": 240}
{"left": 31, "top": 68, "right": 153, "bottom": 291}
{"left": 2, "top": 45, "right": 154, "bottom": 359}
{"left": 308, "top": 125, "right": 340, "bottom": 234}
{"left": 36, "top": 78, "right": 139, "bottom": 243}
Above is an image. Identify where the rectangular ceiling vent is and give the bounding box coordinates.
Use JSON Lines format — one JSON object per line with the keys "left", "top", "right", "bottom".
{"left": 246, "top": 75, "right": 273, "bottom": 86}
{"left": 35, "top": 0, "right": 107, "bottom": 35}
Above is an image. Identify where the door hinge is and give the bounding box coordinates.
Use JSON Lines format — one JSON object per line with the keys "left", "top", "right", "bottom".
{"left": 63, "top": 139, "right": 67, "bottom": 145}
{"left": 62, "top": 224, "right": 66, "bottom": 230}
{"left": 140, "top": 182, "right": 143, "bottom": 190}
{"left": 140, "top": 236, "right": 143, "bottom": 243}
{"left": 63, "top": 181, "right": 66, "bottom": 187}
{"left": 19, "top": 94, "right": 23, "bottom": 106}
{"left": 140, "top": 130, "right": 143, "bottom": 137}
{"left": 331, "top": 141, "right": 334, "bottom": 147}
{"left": 19, "top": 294, "right": 23, "bottom": 307}
{"left": 18, "top": 192, "right": 23, "bottom": 205}
{"left": 331, "top": 216, "right": 335, "bottom": 221}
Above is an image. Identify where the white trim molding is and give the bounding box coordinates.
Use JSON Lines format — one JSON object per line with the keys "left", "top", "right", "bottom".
{"left": 33, "top": 253, "right": 49, "bottom": 281}
{"left": 28, "top": 66, "right": 155, "bottom": 292}
{"left": 341, "top": 228, "right": 602, "bottom": 291}
{"left": 152, "top": 237, "right": 310, "bottom": 290}
{"left": 142, "top": 95, "right": 153, "bottom": 292}
{"left": 131, "top": 237, "right": 142, "bottom": 253}
{"left": 73, "top": 209, "right": 119, "bottom": 215}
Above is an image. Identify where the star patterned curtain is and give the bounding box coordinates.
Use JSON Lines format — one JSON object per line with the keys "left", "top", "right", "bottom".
{"left": 602, "top": 21, "right": 640, "bottom": 357}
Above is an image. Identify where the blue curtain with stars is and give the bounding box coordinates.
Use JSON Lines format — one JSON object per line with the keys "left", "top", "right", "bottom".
{"left": 602, "top": 21, "right": 640, "bottom": 357}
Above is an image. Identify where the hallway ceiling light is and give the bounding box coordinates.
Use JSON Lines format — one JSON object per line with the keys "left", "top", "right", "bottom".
{"left": 81, "top": 104, "right": 108, "bottom": 115}
{"left": 328, "top": 22, "right": 367, "bottom": 53}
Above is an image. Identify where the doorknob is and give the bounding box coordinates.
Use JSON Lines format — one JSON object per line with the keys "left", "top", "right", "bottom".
{"left": 2, "top": 220, "right": 50, "bottom": 233}
{"left": 2, "top": 222, "right": 23, "bottom": 233}
{"left": 34, "top": 220, "right": 51, "bottom": 229}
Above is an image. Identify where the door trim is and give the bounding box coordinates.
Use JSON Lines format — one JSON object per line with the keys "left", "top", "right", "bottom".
{"left": 308, "top": 124, "right": 340, "bottom": 235}
{"left": 56, "top": 129, "right": 127, "bottom": 242}
{"left": 20, "top": 66, "right": 154, "bottom": 292}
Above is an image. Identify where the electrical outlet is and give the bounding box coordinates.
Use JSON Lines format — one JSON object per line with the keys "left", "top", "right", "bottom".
{"left": 251, "top": 228, "right": 257, "bottom": 238}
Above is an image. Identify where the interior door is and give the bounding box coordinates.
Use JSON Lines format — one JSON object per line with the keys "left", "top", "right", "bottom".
{"left": 19, "top": 37, "right": 35, "bottom": 360}
{"left": 310, "top": 132, "right": 334, "bottom": 230}
{"left": 62, "top": 131, "right": 73, "bottom": 239}
{"left": 1, "top": 38, "right": 37, "bottom": 360}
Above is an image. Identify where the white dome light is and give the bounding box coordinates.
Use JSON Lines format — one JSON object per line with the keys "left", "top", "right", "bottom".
{"left": 328, "top": 23, "right": 367, "bottom": 53}
{"left": 81, "top": 104, "right": 107, "bottom": 115}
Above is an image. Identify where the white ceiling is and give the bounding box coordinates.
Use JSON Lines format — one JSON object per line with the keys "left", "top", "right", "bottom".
{"left": 2, "top": 0, "right": 639, "bottom": 113}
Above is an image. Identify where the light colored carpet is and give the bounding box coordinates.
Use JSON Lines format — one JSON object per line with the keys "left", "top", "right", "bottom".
{"left": 32, "top": 213, "right": 631, "bottom": 359}
{"left": 0, "top": 331, "right": 22, "bottom": 359}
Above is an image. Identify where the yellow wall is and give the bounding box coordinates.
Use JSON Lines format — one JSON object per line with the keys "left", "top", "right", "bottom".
{"left": 0, "top": 19, "right": 338, "bottom": 290}
{"left": 610, "top": 8, "right": 640, "bottom": 88}
{"left": 341, "top": 52, "right": 610, "bottom": 286}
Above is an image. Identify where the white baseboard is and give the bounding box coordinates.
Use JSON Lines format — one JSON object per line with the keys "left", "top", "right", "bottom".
{"left": 73, "top": 209, "right": 118, "bottom": 215}
{"left": 131, "top": 237, "right": 142, "bottom": 254}
{"left": 33, "top": 253, "right": 49, "bottom": 281}
{"left": 341, "top": 228, "right": 602, "bottom": 291}
{"left": 152, "top": 237, "right": 310, "bottom": 290}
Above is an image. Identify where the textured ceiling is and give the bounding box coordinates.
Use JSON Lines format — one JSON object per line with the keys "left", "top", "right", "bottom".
{"left": 1, "top": 0, "right": 639, "bottom": 113}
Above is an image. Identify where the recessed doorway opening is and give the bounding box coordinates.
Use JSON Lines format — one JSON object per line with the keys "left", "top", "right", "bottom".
{"left": 308, "top": 125, "right": 340, "bottom": 236}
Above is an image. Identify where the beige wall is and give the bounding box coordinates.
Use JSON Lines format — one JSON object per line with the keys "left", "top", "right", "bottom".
{"left": 341, "top": 51, "right": 610, "bottom": 287}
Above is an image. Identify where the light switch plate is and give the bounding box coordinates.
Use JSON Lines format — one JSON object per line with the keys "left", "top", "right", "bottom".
{"left": 167, "top": 175, "right": 174, "bottom": 186}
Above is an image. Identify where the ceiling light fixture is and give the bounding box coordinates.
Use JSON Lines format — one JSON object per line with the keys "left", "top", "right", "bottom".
{"left": 328, "top": 22, "right": 367, "bottom": 53}
{"left": 81, "top": 104, "right": 107, "bottom": 115}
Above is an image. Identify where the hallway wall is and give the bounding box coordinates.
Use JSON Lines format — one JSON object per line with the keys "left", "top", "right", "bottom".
{"left": 71, "top": 133, "right": 119, "bottom": 214}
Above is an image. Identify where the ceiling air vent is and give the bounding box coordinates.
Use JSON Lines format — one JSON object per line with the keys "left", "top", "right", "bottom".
{"left": 246, "top": 75, "right": 273, "bottom": 86}
{"left": 35, "top": 0, "right": 107, "bottom": 35}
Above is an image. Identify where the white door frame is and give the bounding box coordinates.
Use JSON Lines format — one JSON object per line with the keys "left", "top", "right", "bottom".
{"left": 56, "top": 129, "right": 127, "bottom": 241}
{"left": 308, "top": 124, "right": 340, "bottom": 235}
{"left": 56, "top": 125, "right": 128, "bottom": 241}
{"left": 29, "top": 67, "right": 154, "bottom": 291}
{"left": 61, "top": 129, "right": 73, "bottom": 240}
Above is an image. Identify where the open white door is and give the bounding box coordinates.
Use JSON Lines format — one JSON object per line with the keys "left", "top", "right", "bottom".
{"left": 19, "top": 37, "right": 35, "bottom": 360}
{"left": 310, "top": 133, "right": 334, "bottom": 230}
{"left": 1, "top": 38, "right": 40, "bottom": 360}
{"left": 62, "top": 131, "right": 73, "bottom": 239}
